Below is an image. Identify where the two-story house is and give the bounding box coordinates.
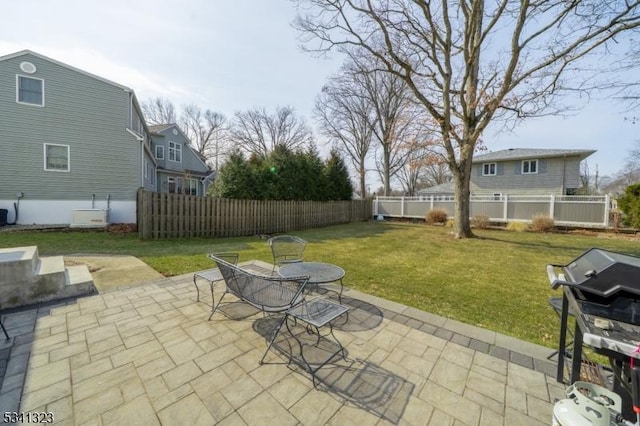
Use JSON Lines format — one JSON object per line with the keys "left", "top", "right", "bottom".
{"left": 0, "top": 50, "right": 210, "bottom": 226}
{"left": 149, "top": 124, "right": 211, "bottom": 196}
{"left": 418, "top": 148, "right": 596, "bottom": 197}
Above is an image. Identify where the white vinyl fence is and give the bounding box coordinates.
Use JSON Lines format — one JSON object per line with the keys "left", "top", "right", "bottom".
{"left": 374, "top": 195, "right": 611, "bottom": 227}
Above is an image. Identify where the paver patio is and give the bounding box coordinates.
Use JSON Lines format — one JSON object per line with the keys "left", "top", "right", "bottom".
{"left": 0, "top": 260, "right": 563, "bottom": 425}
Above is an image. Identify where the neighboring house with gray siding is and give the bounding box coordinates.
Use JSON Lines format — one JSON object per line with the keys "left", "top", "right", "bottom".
{"left": 149, "top": 124, "right": 212, "bottom": 196}
{"left": 0, "top": 50, "right": 156, "bottom": 225}
{"left": 418, "top": 148, "right": 595, "bottom": 196}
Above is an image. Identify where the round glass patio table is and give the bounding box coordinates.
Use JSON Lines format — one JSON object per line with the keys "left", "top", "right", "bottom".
{"left": 278, "top": 262, "right": 345, "bottom": 303}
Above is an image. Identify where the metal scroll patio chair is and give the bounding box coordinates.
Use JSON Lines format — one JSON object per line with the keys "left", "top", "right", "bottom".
{"left": 268, "top": 235, "right": 307, "bottom": 271}
{"left": 193, "top": 253, "right": 239, "bottom": 320}
{"left": 211, "top": 254, "right": 349, "bottom": 383}
{"left": 210, "top": 254, "right": 310, "bottom": 363}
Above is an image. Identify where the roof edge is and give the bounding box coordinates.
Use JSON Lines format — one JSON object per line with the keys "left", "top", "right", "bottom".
{"left": 0, "top": 49, "right": 132, "bottom": 92}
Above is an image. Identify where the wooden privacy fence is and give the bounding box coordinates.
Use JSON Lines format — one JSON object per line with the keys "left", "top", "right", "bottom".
{"left": 137, "top": 189, "right": 372, "bottom": 239}
{"left": 374, "top": 194, "right": 612, "bottom": 227}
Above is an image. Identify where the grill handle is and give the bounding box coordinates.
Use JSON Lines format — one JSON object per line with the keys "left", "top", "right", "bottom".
{"left": 547, "top": 264, "right": 572, "bottom": 290}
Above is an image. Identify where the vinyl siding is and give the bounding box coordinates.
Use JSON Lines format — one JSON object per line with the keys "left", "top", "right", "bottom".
{"left": 471, "top": 156, "right": 583, "bottom": 196}
{"left": 0, "top": 53, "right": 140, "bottom": 201}
{"left": 151, "top": 126, "right": 210, "bottom": 194}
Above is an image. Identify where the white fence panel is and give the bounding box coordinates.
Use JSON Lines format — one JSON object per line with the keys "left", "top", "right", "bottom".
{"left": 373, "top": 195, "right": 610, "bottom": 227}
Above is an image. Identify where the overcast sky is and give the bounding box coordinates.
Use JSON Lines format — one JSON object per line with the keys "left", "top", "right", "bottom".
{"left": 2, "top": 0, "right": 636, "bottom": 180}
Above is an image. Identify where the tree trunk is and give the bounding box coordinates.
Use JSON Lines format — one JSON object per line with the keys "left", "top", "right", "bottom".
{"left": 383, "top": 147, "right": 391, "bottom": 196}
{"left": 359, "top": 167, "right": 366, "bottom": 199}
{"left": 452, "top": 167, "right": 474, "bottom": 238}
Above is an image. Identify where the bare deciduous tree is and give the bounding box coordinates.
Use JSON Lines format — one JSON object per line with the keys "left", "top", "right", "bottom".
{"left": 294, "top": 0, "right": 640, "bottom": 238}
{"left": 355, "top": 56, "right": 417, "bottom": 196}
{"left": 140, "top": 98, "right": 228, "bottom": 169}
{"left": 397, "top": 138, "right": 449, "bottom": 195}
{"left": 229, "top": 106, "right": 313, "bottom": 158}
{"left": 315, "top": 65, "right": 375, "bottom": 199}
{"left": 141, "top": 97, "right": 176, "bottom": 125}
{"left": 181, "top": 104, "right": 227, "bottom": 169}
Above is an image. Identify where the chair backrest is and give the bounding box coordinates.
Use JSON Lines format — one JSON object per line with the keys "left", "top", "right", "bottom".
{"left": 210, "top": 254, "right": 309, "bottom": 313}
{"left": 268, "top": 235, "right": 307, "bottom": 266}
{"left": 208, "top": 252, "right": 239, "bottom": 266}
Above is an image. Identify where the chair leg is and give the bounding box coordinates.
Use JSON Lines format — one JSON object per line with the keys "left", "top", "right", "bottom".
{"left": 208, "top": 291, "right": 228, "bottom": 321}
{"left": 193, "top": 275, "right": 201, "bottom": 302}
{"left": 260, "top": 315, "right": 288, "bottom": 365}
{"left": 0, "top": 319, "right": 8, "bottom": 340}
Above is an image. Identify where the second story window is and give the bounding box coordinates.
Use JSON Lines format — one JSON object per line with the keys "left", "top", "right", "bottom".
{"left": 17, "top": 75, "right": 44, "bottom": 106}
{"left": 168, "top": 141, "right": 182, "bottom": 162}
{"left": 482, "top": 163, "right": 496, "bottom": 176}
{"left": 522, "top": 159, "right": 538, "bottom": 174}
{"left": 155, "top": 145, "right": 164, "bottom": 160}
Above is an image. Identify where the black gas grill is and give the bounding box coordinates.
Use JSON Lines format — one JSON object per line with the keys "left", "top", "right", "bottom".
{"left": 547, "top": 248, "right": 640, "bottom": 326}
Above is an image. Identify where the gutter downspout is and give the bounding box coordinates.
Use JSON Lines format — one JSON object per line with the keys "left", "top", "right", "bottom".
{"left": 126, "top": 127, "right": 145, "bottom": 187}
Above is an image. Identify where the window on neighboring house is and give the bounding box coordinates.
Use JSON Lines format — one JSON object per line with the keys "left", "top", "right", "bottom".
{"left": 185, "top": 178, "right": 198, "bottom": 195}
{"left": 168, "top": 177, "right": 175, "bottom": 193}
{"left": 155, "top": 145, "right": 164, "bottom": 160}
{"left": 44, "top": 144, "right": 70, "bottom": 171}
{"left": 17, "top": 75, "right": 44, "bottom": 106}
{"left": 522, "top": 159, "right": 538, "bottom": 174}
{"left": 482, "top": 163, "right": 497, "bottom": 176}
{"left": 168, "top": 141, "right": 182, "bottom": 162}
{"left": 176, "top": 177, "right": 183, "bottom": 194}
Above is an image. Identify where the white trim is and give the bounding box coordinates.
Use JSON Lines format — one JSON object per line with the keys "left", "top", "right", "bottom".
{"left": 482, "top": 162, "right": 497, "bottom": 176}
{"left": 1, "top": 50, "right": 132, "bottom": 92}
{"left": 155, "top": 145, "right": 165, "bottom": 159}
{"left": 43, "top": 143, "right": 70, "bottom": 172}
{"left": 522, "top": 159, "right": 538, "bottom": 174}
{"left": 168, "top": 141, "right": 182, "bottom": 163}
{"left": 20, "top": 61, "right": 36, "bottom": 73}
{"left": 126, "top": 127, "right": 144, "bottom": 141}
{"left": 156, "top": 124, "right": 209, "bottom": 170}
{"left": 0, "top": 199, "right": 136, "bottom": 225}
{"left": 187, "top": 178, "right": 199, "bottom": 196}
{"left": 16, "top": 74, "right": 45, "bottom": 106}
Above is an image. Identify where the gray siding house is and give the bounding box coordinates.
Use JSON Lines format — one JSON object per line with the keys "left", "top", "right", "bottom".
{"left": 149, "top": 124, "right": 212, "bottom": 196}
{"left": 419, "top": 148, "right": 595, "bottom": 196}
{"left": 0, "top": 50, "right": 156, "bottom": 225}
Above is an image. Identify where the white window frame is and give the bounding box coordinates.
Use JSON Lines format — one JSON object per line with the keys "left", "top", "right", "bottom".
{"left": 522, "top": 159, "right": 538, "bottom": 174}
{"left": 482, "top": 163, "right": 497, "bottom": 176}
{"left": 168, "top": 141, "right": 182, "bottom": 162}
{"left": 43, "top": 143, "right": 70, "bottom": 172}
{"left": 155, "top": 145, "right": 164, "bottom": 160}
{"left": 168, "top": 177, "right": 176, "bottom": 193}
{"left": 186, "top": 178, "right": 198, "bottom": 196}
{"left": 16, "top": 75, "right": 45, "bottom": 106}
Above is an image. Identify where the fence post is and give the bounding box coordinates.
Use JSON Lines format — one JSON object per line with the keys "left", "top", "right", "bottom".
{"left": 430, "top": 196, "right": 434, "bottom": 211}
{"left": 503, "top": 194, "right": 508, "bottom": 221}
{"left": 401, "top": 197, "right": 405, "bottom": 217}
{"left": 549, "top": 195, "right": 555, "bottom": 219}
{"left": 604, "top": 194, "right": 611, "bottom": 227}
{"left": 373, "top": 196, "right": 378, "bottom": 217}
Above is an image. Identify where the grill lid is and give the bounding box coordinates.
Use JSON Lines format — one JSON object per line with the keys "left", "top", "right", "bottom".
{"left": 559, "top": 248, "right": 640, "bottom": 298}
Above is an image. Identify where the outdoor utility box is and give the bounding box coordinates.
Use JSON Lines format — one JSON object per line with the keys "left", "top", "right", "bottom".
{"left": 0, "top": 209, "right": 7, "bottom": 226}
{"left": 70, "top": 209, "right": 110, "bottom": 228}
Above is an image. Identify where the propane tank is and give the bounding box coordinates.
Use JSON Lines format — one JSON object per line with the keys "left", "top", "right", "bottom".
{"left": 552, "top": 382, "right": 622, "bottom": 426}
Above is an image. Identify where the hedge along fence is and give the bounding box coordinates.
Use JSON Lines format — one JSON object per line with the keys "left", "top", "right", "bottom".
{"left": 137, "top": 189, "right": 373, "bottom": 239}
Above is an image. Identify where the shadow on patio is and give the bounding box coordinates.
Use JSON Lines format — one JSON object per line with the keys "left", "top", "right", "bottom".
{"left": 0, "top": 261, "right": 561, "bottom": 425}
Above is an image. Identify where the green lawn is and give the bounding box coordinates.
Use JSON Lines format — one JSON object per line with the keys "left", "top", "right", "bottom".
{"left": 2, "top": 222, "right": 639, "bottom": 348}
